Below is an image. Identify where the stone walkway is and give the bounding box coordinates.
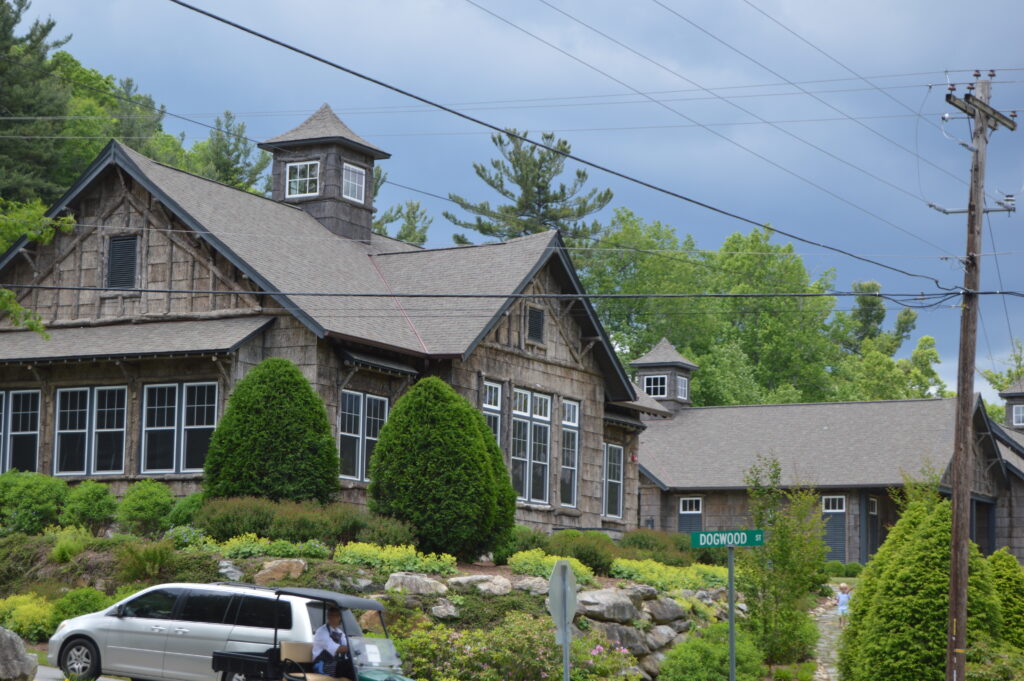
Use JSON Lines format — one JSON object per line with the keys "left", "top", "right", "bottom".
{"left": 811, "top": 586, "right": 842, "bottom": 681}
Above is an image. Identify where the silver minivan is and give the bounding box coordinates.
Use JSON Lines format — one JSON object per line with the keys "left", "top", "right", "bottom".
{"left": 48, "top": 582, "right": 354, "bottom": 681}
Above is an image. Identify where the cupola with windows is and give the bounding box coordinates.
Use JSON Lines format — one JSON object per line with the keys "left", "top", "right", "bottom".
{"left": 998, "top": 378, "right": 1024, "bottom": 432}
{"left": 259, "top": 104, "right": 390, "bottom": 243}
{"left": 629, "top": 338, "right": 698, "bottom": 414}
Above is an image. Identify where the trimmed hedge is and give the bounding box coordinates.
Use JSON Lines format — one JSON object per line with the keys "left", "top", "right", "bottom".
{"left": 116, "top": 480, "right": 174, "bottom": 538}
{"left": 61, "top": 481, "right": 117, "bottom": 536}
{"left": 987, "top": 547, "right": 1024, "bottom": 650}
{"left": 0, "top": 471, "right": 68, "bottom": 535}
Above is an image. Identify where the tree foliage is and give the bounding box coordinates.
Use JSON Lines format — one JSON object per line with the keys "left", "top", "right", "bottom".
{"left": 184, "top": 111, "right": 270, "bottom": 192}
{"left": 444, "top": 129, "right": 612, "bottom": 244}
{"left": 981, "top": 338, "right": 1024, "bottom": 393}
{"left": 203, "top": 358, "right": 339, "bottom": 503}
{"left": 368, "top": 376, "right": 515, "bottom": 561}
{"left": 987, "top": 547, "right": 1024, "bottom": 651}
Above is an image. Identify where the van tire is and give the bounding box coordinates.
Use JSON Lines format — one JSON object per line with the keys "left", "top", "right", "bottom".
{"left": 60, "top": 638, "right": 100, "bottom": 680}
{"left": 221, "top": 673, "right": 247, "bottom": 681}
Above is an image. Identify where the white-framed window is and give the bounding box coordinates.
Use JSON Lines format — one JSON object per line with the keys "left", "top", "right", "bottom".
{"left": 93, "top": 386, "right": 127, "bottom": 474}
{"left": 868, "top": 497, "right": 878, "bottom": 516}
{"left": 559, "top": 399, "right": 579, "bottom": 508}
{"left": 511, "top": 389, "right": 550, "bottom": 503}
{"left": 1013, "top": 404, "right": 1024, "bottom": 426}
{"left": 3, "top": 390, "right": 40, "bottom": 472}
{"left": 822, "top": 495, "right": 846, "bottom": 513}
{"left": 55, "top": 388, "right": 90, "bottom": 475}
{"left": 679, "top": 497, "right": 702, "bottom": 514}
{"left": 143, "top": 384, "right": 178, "bottom": 473}
{"left": 482, "top": 381, "right": 502, "bottom": 443}
{"left": 677, "top": 376, "right": 689, "bottom": 400}
{"left": 342, "top": 163, "right": 365, "bottom": 203}
{"left": 286, "top": 161, "right": 319, "bottom": 198}
{"left": 643, "top": 375, "right": 667, "bottom": 397}
{"left": 183, "top": 383, "right": 217, "bottom": 472}
{"left": 339, "top": 390, "right": 388, "bottom": 481}
{"left": 603, "top": 443, "right": 624, "bottom": 518}
{"left": 142, "top": 382, "right": 218, "bottom": 474}
{"left": 678, "top": 495, "right": 702, "bottom": 532}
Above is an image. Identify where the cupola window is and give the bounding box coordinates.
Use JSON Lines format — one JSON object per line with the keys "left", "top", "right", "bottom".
{"left": 342, "top": 163, "right": 365, "bottom": 203}
{"left": 286, "top": 161, "right": 319, "bottom": 198}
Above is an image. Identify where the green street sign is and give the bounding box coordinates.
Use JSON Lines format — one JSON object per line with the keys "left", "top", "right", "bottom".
{"left": 692, "top": 529, "right": 765, "bottom": 548}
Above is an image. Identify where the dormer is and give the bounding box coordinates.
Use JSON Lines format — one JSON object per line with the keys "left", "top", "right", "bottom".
{"left": 259, "top": 104, "right": 390, "bottom": 243}
{"left": 630, "top": 338, "right": 698, "bottom": 414}
{"left": 999, "top": 378, "right": 1024, "bottom": 432}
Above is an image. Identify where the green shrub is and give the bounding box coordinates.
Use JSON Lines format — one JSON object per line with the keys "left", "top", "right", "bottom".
{"left": 506, "top": 548, "right": 595, "bottom": 586}
{"left": 2, "top": 594, "right": 53, "bottom": 642}
{"left": 117, "top": 539, "right": 177, "bottom": 582}
{"left": 987, "top": 547, "right": 1024, "bottom": 650}
{"left": 445, "top": 590, "right": 548, "bottom": 628}
{"left": 610, "top": 557, "right": 727, "bottom": 591}
{"left": 220, "top": 533, "right": 271, "bottom": 559}
{"left": 678, "top": 533, "right": 728, "bottom": 566}
{"left": 265, "top": 501, "right": 332, "bottom": 543}
{"left": 334, "top": 542, "right": 457, "bottom": 576}
{"left": 204, "top": 358, "right": 339, "bottom": 502}
{"left": 825, "top": 560, "right": 844, "bottom": 576}
{"left": 117, "top": 480, "right": 174, "bottom": 538}
{"left": 0, "top": 533, "right": 52, "bottom": 596}
{"left": 61, "top": 481, "right": 117, "bottom": 535}
{"left": 0, "top": 471, "right": 69, "bottom": 535}
{"left": 492, "top": 524, "right": 549, "bottom": 565}
{"left": 164, "top": 525, "right": 215, "bottom": 551}
{"left": 368, "top": 377, "right": 515, "bottom": 561}
{"left": 267, "top": 539, "right": 300, "bottom": 558}
{"left": 319, "top": 503, "right": 371, "bottom": 545}
{"left": 356, "top": 514, "right": 416, "bottom": 547}
{"left": 295, "top": 539, "right": 331, "bottom": 560}
{"left": 111, "top": 583, "right": 147, "bottom": 603}
{"left": 170, "top": 552, "right": 222, "bottom": 583}
{"left": 966, "top": 636, "right": 1024, "bottom": 681}
{"left": 548, "top": 530, "right": 617, "bottom": 575}
{"left": 660, "top": 621, "right": 765, "bottom": 681}
{"left": 50, "top": 587, "right": 111, "bottom": 630}
{"left": 48, "top": 525, "right": 92, "bottom": 563}
{"left": 620, "top": 528, "right": 674, "bottom": 552}
{"left": 843, "top": 562, "right": 863, "bottom": 578}
{"left": 193, "top": 496, "right": 278, "bottom": 541}
{"left": 167, "top": 492, "right": 206, "bottom": 527}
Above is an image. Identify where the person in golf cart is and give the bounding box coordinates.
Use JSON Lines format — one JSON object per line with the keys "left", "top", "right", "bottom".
{"left": 311, "top": 606, "right": 349, "bottom": 677}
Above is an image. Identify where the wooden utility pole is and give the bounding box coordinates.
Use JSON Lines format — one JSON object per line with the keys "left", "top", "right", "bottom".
{"left": 944, "top": 78, "right": 1015, "bottom": 681}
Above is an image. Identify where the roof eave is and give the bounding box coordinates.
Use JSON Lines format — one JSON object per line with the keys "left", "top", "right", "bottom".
{"left": 258, "top": 137, "right": 391, "bottom": 160}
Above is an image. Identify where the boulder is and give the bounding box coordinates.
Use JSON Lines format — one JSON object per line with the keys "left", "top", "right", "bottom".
{"left": 671, "top": 631, "right": 689, "bottom": 646}
{"left": 588, "top": 621, "right": 650, "bottom": 656}
{"left": 385, "top": 572, "right": 448, "bottom": 595}
{"left": 0, "top": 627, "right": 37, "bottom": 681}
{"left": 575, "top": 589, "right": 640, "bottom": 623}
{"left": 694, "top": 590, "right": 714, "bottom": 605}
{"left": 513, "top": 576, "right": 549, "bottom": 595}
{"left": 639, "top": 651, "right": 665, "bottom": 676}
{"left": 447, "top": 575, "right": 511, "bottom": 596}
{"left": 254, "top": 559, "right": 307, "bottom": 586}
{"left": 218, "top": 560, "right": 244, "bottom": 582}
{"left": 669, "top": 618, "right": 692, "bottom": 634}
{"left": 621, "top": 584, "right": 659, "bottom": 605}
{"left": 643, "top": 596, "right": 687, "bottom": 624}
{"left": 645, "top": 624, "right": 677, "bottom": 651}
{"left": 430, "top": 598, "right": 460, "bottom": 620}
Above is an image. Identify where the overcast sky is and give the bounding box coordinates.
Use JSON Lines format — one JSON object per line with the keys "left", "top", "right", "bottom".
{"left": 24, "top": 0, "right": 1024, "bottom": 402}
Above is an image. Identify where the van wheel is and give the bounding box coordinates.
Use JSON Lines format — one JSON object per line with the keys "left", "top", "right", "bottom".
{"left": 60, "top": 638, "right": 100, "bottom": 680}
{"left": 221, "top": 674, "right": 247, "bottom": 681}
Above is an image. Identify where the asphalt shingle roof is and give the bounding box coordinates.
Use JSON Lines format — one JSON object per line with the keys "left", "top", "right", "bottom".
{"left": 640, "top": 398, "right": 958, "bottom": 489}
{"left": 260, "top": 104, "right": 390, "bottom": 159}
{"left": 999, "top": 377, "right": 1024, "bottom": 397}
{"left": 631, "top": 338, "right": 698, "bottom": 369}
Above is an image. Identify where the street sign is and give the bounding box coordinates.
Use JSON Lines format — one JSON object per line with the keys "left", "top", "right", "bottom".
{"left": 548, "top": 560, "right": 577, "bottom": 681}
{"left": 691, "top": 529, "right": 764, "bottom": 548}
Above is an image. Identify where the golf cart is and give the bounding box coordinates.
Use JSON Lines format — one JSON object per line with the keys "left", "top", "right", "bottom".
{"left": 211, "top": 587, "right": 414, "bottom": 681}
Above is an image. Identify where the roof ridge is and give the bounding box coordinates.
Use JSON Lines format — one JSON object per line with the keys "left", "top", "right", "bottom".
{"left": 681, "top": 397, "right": 952, "bottom": 411}
{"left": 372, "top": 231, "right": 557, "bottom": 257}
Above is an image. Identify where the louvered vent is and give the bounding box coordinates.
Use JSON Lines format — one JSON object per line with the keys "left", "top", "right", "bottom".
{"left": 107, "top": 236, "right": 138, "bottom": 289}
{"left": 527, "top": 307, "right": 545, "bottom": 343}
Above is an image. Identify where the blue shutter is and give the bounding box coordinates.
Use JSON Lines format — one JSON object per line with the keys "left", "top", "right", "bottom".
{"left": 823, "top": 512, "right": 846, "bottom": 562}
{"left": 678, "top": 513, "right": 702, "bottom": 533}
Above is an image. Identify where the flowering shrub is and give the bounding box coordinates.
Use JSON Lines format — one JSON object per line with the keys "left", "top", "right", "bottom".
{"left": 506, "top": 548, "right": 596, "bottom": 586}
{"left": 164, "top": 525, "right": 216, "bottom": 551}
{"left": 396, "top": 611, "right": 639, "bottom": 681}
{"left": 610, "top": 558, "right": 727, "bottom": 591}
{"left": 333, "top": 542, "right": 456, "bottom": 576}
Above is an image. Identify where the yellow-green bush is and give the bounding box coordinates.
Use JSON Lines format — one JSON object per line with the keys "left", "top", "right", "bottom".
{"left": 219, "top": 533, "right": 271, "bottom": 558}
{"left": 333, "top": 542, "right": 456, "bottom": 576}
{"left": 0, "top": 593, "right": 54, "bottom": 642}
{"left": 506, "top": 548, "right": 596, "bottom": 586}
{"left": 610, "top": 558, "right": 727, "bottom": 591}
{"left": 47, "top": 525, "right": 92, "bottom": 563}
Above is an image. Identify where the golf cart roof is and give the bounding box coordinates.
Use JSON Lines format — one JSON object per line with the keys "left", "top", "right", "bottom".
{"left": 274, "top": 587, "right": 384, "bottom": 611}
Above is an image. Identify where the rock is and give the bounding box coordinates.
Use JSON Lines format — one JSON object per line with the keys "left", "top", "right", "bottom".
{"left": 736, "top": 602, "right": 748, "bottom": 614}
{"left": 588, "top": 621, "right": 650, "bottom": 655}
{"left": 350, "top": 577, "right": 375, "bottom": 592}
{"left": 639, "top": 651, "right": 665, "bottom": 676}
{"left": 576, "top": 589, "right": 641, "bottom": 624}
{"left": 669, "top": 618, "right": 692, "bottom": 634}
{"left": 385, "top": 572, "right": 448, "bottom": 595}
{"left": 671, "top": 631, "right": 689, "bottom": 646}
{"left": 643, "top": 596, "right": 687, "bottom": 624}
{"left": 254, "top": 559, "right": 307, "bottom": 586}
{"left": 513, "top": 576, "right": 549, "bottom": 595}
{"left": 621, "top": 584, "right": 659, "bottom": 605}
{"left": 358, "top": 609, "right": 383, "bottom": 634}
{"left": 695, "top": 590, "right": 714, "bottom": 605}
{"left": 447, "top": 575, "right": 511, "bottom": 596}
{"left": 218, "top": 560, "right": 244, "bottom": 581}
{"left": 645, "top": 624, "right": 677, "bottom": 651}
{"left": 0, "top": 627, "right": 37, "bottom": 681}
{"left": 430, "top": 598, "right": 460, "bottom": 619}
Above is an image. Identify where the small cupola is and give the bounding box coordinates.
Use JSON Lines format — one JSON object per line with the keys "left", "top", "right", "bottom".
{"left": 259, "top": 104, "right": 390, "bottom": 243}
{"left": 998, "top": 378, "right": 1024, "bottom": 431}
{"left": 630, "top": 338, "right": 698, "bottom": 414}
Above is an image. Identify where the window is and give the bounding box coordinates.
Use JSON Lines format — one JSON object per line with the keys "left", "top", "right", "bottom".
{"left": 677, "top": 376, "right": 689, "bottom": 400}
{"left": 122, "top": 588, "right": 182, "bottom": 619}
{"left": 868, "top": 497, "right": 878, "bottom": 516}
{"left": 511, "top": 389, "right": 550, "bottom": 503}
{"left": 4, "top": 390, "right": 40, "bottom": 472}
{"left": 179, "top": 590, "right": 232, "bottom": 624}
{"left": 822, "top": 496, "right": 846, "bottom": 513}
{"left": 286, "top": 161, "right": 319, "bottom": 198}
{"left": 678, "top": 496, "right": 702, "bottom": 533}
{"left": 234, "top": 596, "right": 292, "bottom": 629}
{"left": 342, "top": 164, "right": 365, "bottom": 203}
{"left": 560, "top": 400, "right": 579, "bottom": 508}
{"left": 603, "top": 443, "right": 624, "bottom": 518}
{"left": 526, "top": 307, "right": 545, "bottom": 343}
{"left": 483, "top": 381, "right": 501, "bottom": 442}
{"left": 679, "top": 497, "right": 702, "bottom": 514}
{"left": 55, "top": 388, "right": 89, "bottom": 474}
{"left": 643, "top": 375, "right": 667, "bottom": 397}
{"left": 1014, "top": 404, "right": 1024, "bottom": 426}
{"left": 142, "top": 382, "right": 218, "bottom": 474}
{"left": 339, "top": 390, "right": 388, "bottom": 481}
{"left": 93, "top": 387, "right": 127, "bottom": 473}
{"left": 106, "top": 235, "right": 138, "bottom": 289}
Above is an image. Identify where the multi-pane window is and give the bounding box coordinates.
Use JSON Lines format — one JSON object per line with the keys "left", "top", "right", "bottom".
{"left": 4, "top": 391, "right": 40, "bottom": 472}
{"left": 483, "top": 382, "right": 502, "bottom": 442}
{"left": 55, "top": 388, "right": 89, "bottom": 474}
{"left": 93, "top": 387, "right": 127, "bottom": 473}
{"left": 286, "top": 161, "right": 319, "bottom": 198}
{"left": 511, "top": 389, "right": 550, "bottom": 503}
{"left": 643, "top": 375, "right": 667, "bottom": 397}
{"left": 183, "top": 383, "right": 217, "bottom": 471}
{"left": 342, "top": 164, "right": 365, "bottom": 203}
{"left": 868, "top": 497, "right": 878, "bottom": 516}
{"left": 106, "top": 236, "right": 138, "bottom": 289}
{"left": 678, "top": 497, "right": 702, "bottom": 533}
{"left": 339, "top": 390, "right": 387, "bottom": 481}
{"left": 144, "top": 385, "right": 177, "bottom": 472}
{"left": 676, "top": 376, "right": 689, "bottom": 401}
{"left": 142, "top": 382, "right": 218, "bottom": 474}
{"left": 822, "top": 496, "right": 846, "bottom": 513}
{"left": 560, "top": 400, "right": 579, "bottom": 508}
{"left": 53, "top": 387, "right": 127, "bottom": 475}
{"left": 603, "top": 443, "right": 624, "bottom": 518}
{"left": 1014, "top": 404, "right": 1024, "bottom": 426}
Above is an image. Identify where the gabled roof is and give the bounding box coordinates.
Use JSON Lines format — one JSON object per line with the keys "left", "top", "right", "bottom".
{"left": 987, "top": 420, "right": 1024, "bottom": 479}
{"left": 640, "top": 398, "right": 960, "bottom": 490}
{"left": 611, "top": 385, "right": 674, "bottom": 417}
{"left": 258, "top": 104, "right": 390, "bottom": 159}
{"left": 630, "top": 338, "right": 698, "bottom": 370}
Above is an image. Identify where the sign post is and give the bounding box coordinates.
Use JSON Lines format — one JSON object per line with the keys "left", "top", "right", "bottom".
{"left": 548, "top": 560, "right": 577, "bottom": 681}
{"left": 691, "top": 530, "right": 764, "bottom": 681}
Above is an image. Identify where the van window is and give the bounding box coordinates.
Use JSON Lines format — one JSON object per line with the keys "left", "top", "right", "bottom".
{"left": 179, "top": 590, "right": 233, "bottom": 624}
{"left": 122, "top": 588, "right": 182, "bottom": 619}
{"left": 234, "top": 596, "right": 292, "bottom": 629}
